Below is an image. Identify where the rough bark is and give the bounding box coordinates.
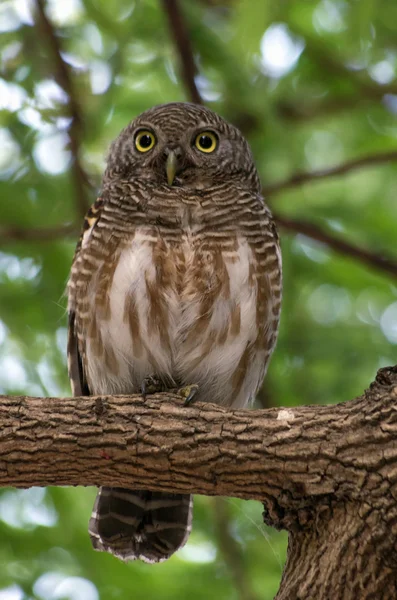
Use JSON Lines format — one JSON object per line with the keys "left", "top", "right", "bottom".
{"left": 1, "top": 366, "right": 397, "bottom": 598}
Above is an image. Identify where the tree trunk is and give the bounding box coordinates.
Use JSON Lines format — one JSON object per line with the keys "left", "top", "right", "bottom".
{"left": 1, "top": 366, "right": 397, "bottom": 598}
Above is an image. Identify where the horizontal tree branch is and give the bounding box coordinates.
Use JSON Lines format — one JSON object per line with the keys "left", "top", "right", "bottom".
{"left": 0, "top": 369, "right": 396, "bottom": 500}
{"left": 262, "top": 149, "right": 397, "bottom": 196}
{"left": 274, "top": 213, "right": 397, "bottom": 279}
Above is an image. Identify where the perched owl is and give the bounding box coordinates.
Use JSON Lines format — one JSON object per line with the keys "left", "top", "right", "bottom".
{"left": 67, "top": 102, "right": 282, "bottom": 563}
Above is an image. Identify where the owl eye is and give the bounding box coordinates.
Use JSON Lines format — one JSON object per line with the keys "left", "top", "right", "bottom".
{"left": 194, "top": 131, "right": 218, "bottom": 153}
{"left": 135, "top": 130, "right": 156, "bottom": 153}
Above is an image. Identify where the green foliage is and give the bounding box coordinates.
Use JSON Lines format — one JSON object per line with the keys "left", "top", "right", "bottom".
{"left": 0, "top": 0, "right": 396, "bottom": 598}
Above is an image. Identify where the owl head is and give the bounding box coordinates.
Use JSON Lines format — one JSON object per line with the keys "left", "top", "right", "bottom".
{"left": 104, "top": 102, "right": 260, "bottom": 193}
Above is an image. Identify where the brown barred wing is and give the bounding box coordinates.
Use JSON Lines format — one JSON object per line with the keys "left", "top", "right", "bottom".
{"left": 88, "top": 488, "right": 193, "bottom": 563}
{"left": 67, "top": 311, "right": 89, "bottom": 396}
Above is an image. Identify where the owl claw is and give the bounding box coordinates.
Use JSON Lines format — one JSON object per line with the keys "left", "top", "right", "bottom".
{"left": 178, "top": 384, "right": 199, "bottom": 406}
{"left": 141, "top": 375, "right": 165, "bottom": 398}
{"left": 141, "top": 377, "right": 199, "bottom": 405}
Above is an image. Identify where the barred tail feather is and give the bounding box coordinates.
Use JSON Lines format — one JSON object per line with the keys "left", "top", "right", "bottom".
{"left": 88, "top": 487, "right": 193, "bottom": 563}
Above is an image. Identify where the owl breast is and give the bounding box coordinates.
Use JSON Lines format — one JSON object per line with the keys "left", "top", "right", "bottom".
{"left": 83, "top": 228, "right": 275, "bottom": 408}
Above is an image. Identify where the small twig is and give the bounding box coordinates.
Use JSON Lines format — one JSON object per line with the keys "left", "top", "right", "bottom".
{"left": 262, "top": 150, "right": 397, "bottom": 196}
{"left": 212, "top": 498, "right": 262, "bottom": 600}
{"left": 274, "top": 213, "right": 397, "bottom": 279}
{"left": 302, "top": 34, "right": 397, "bottom": 101}
{"left": 0, "top": 224, "right": 78, "bottom": 243}
{"left": 34, "top": 0, "right": 90, "bottom": 218}
{"left": 161, "top": 0, "right": 203, "bottom": 104}
{"left": 276, "top": 95, "right": 367, "bottom": 122}
{"left": 251, "top": 24, "right": 397, "bottom": 125}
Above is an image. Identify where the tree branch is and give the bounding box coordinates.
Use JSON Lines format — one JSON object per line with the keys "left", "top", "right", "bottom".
{"left": 161, "top": 0, "right": 203, "bottom": 104}
{"left": 275, "top": 95, "right": 368, "bottom": 122}
{"left": 301, "top": 33, "right": 397, "bottom": 101}
{"left": 0, "top": 370, "right": 394, "bottom": 497}
{"left": 2, "top": 365, "right": 397, "bottom": 598}
{"left": 273, "top": 213, "right": 397, "bottom": 279}
{"left": 262, "top": 150, "right": 397, "bottom": 197}
{"left": 0, "top": 224, "right": 78, "bottom": 243}
{"left": 34, "top": 0, "right": 91, "bottom": 218}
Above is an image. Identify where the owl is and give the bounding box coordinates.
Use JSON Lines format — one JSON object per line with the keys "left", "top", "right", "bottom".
{"left": 67, "top": 102, "right": 282, "bottom": 563}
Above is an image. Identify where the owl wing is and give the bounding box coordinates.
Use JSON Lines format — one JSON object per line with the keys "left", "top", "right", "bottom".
{"left": 67, "top": 196, "right": 104, "bottom": 397}
{"left": 67, "top": 311, "right": 90, "bottom": 396}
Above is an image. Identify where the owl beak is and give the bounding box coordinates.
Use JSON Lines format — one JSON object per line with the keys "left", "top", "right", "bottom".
{"left": 166, "top": 150, "right": 178, "bottom": 186}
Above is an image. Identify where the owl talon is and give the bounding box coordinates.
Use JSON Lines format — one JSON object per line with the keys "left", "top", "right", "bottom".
{"left": 141, "top": 375, "right": 165, "bottom": 398}
{"left": 178, "top": 384, "right": 199, "bottom": 406}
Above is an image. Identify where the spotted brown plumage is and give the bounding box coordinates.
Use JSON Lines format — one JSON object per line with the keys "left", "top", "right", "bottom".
{"left": 67, "top": 102, "right": 282, "bottom": 563}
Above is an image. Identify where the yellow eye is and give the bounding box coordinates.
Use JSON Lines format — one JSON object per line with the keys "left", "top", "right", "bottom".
{"left": 195, "top": 131, "right": 218, "bottom": 153}
{"left": 135, "top": 130, "right": 156, "bottom": 153}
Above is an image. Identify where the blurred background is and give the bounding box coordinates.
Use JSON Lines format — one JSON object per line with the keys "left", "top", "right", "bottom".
{"left": 0, "top": 0, "right": 397, "bottom": 598}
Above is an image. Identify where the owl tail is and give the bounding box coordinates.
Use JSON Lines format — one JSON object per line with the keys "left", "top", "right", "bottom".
{"left": 88, "top": 487, "right": 193, "bottom": 563}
